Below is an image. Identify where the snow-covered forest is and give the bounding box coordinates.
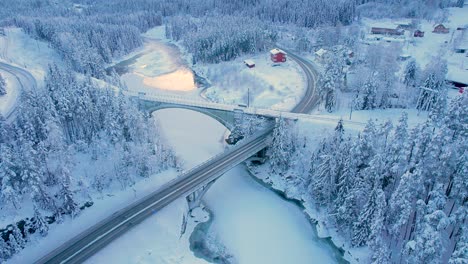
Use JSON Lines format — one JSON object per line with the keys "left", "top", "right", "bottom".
{"left": 0, "top": 65, "right": 177, "bottom": 260}
{"left": 267, "top": 94, "right": 467, "bottom": 263}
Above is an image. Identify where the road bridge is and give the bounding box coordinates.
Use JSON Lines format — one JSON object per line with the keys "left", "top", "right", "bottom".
{"left": 36, "top": 50, "right": 362, "bottom": 264}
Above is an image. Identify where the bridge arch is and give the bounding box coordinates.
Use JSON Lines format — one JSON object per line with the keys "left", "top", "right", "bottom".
{"left": 147, "top": 104, "right": 235, "bottom": 131}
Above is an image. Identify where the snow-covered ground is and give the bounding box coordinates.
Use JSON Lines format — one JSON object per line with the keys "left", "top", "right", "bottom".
{"left": 204, "top": 165, "right": 345, "bottom": 264}
{"left": 0, "top": 27, "right": 62, "bottom": 85}
{"left": 85, "top": 108, "right": 229, "bottom": 264}
{"left": 7, "top": 169, "right": 180, "bottom": 264}
{"left": 198, "top": 54, "right": 306, "bottom": 111}
{"left": 361, "top": 6, "right": 468, "bottom": 85}
{"left": 86, "top": 108, "right": 346, "bottom": 264}
{"left": 118, "top": 26, "right": 306, "bottom": 112}
{"left": 0, "top": 70, "right": 20, "bottom": 116}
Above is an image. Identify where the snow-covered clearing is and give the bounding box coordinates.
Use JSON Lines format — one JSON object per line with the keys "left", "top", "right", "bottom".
{"left": 0, "top": 70, "right": 20, "bottom": 116}
{"left": 198, "top": 54, "right": 306, "bottom": 111}
{"left": 0, "top": 27, "right": 62, "bottom": 85}
{"left": 361, "top": 6, "right": 468, "bottom": 85}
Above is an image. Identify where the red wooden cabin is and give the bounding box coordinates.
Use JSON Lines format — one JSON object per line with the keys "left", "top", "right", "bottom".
{"left": 270, "top": 48, "right": 287, "bottom": 63}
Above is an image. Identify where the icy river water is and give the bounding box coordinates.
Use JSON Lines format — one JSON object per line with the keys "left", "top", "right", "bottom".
{"left": 115, "top": 28, "right": 347, "bottom": 263}
{"left": 154, "top": 108, "right": 347, "bottom": 264}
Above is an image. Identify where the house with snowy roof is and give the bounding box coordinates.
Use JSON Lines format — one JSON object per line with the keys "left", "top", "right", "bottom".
{"left": 270, "top": 48, "right": 287, "bottom": 63}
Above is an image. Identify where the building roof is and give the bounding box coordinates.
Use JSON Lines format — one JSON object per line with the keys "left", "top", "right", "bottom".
{"left": 371, "top": 27, "right": 404, "bottom": 35}
{"left": 270, "top": 48, "right": 286, "bottom": 55}
{"left": 244, "top": 59, "right": 255, "bottom": 65}
{"left": 315, "top": 48, "right": 328, "bottom": 57}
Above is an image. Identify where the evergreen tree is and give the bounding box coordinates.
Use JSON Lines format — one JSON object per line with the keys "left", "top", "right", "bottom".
{"left": 356, "top": 75, "right": 378, "bottom": 110}
{"left": 0, "top": 73, "right": 6, "bottom": 95}
{"left": 32, "top": 203, "right": 49, "bottom": 236}
{"left": 268, "top": 117, "right": 296, "bottom": 175}
{"left": 449, "top": 225, "right": 467, "bottom": 264}
{"left": 0, "top": 237, "right": 12, "bottom": 261}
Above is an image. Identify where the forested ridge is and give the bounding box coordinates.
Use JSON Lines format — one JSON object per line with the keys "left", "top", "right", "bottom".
{"left": 267, "top": 94, "right": 467, "bottom": 263}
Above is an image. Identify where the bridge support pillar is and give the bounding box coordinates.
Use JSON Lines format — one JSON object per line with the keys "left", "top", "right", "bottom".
{"left": 186, "top": 179, "right": 216, "bottom": 211}
{"left": 248, "top": 147, "right": 268, "bottom": 164}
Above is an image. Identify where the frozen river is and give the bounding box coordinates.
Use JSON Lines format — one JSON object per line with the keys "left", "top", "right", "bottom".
{"left": 156, "top": 109, "right": 346, "bottom": 264}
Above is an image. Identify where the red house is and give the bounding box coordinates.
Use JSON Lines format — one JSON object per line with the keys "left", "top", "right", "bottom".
{"left": 270, "top": 48, "right": 287, "bottom": 63}
{"left": 433, "top": 24, "right": 449, "bottom": 34}
{"left": 414, "top": 30, "right": 425, "bottom": 37}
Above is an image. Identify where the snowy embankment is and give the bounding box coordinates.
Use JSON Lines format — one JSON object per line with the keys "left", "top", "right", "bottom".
{"left": 0, "top": 70, "right": 19, "bottom": 117}
{"left": 0, "top": 27, "right": 63, "bottom": 86}
{"left": 85, "top": 109, "right": 228, "bottom": 264}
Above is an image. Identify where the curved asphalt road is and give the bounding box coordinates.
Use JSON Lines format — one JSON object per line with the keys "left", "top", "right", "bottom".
{"left": 0, "top": 61, "right": 37, "bottom": 121}
{"left": 35, "top": 50, "right": 320, "bottom": 264}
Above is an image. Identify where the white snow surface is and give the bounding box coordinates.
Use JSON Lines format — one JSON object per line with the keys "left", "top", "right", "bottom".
{"left": 204, "top": 165, "right": 342, "bottom": 264}
{"left": 0, "top": 27, "right": 62, "bottom": 86}
{"left": 0, "top": 70, "right": 20, "bottom": 116}
{"left": 361, "top": 6, "right": 468, "bottom": 85}
{"left": 85, "top": 108, "right": 230, "bottom": 264}
{"left": 86, "top": 108, "right": 345, "bottom": 264}
{"left": 198, "top": 54, "right": 306, "bottom": 111}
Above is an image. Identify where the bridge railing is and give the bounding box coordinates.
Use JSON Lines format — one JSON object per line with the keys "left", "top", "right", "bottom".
{"left": 125, "top": 91, "right": 365, "bottom": 126}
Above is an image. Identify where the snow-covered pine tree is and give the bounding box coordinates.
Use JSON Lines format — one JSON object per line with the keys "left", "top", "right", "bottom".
{"left": 0, "top": 145, "right": 21, "bottom": 209}
{"left": 403, "top": 58, "right": 419, "bottom": 88}
{"left": 405, "top": 188, "right": 450, "bottom": 264}
{"left": 0, "top": 73, "right": 6, "bottom": 95}
{"left": 268, "top": 117, "right": 296, "bottom": 175}
{"left": 356, "top": 75, "right": 378, "bottom": 110}
{"left": 32, "top": 203, "right": 49, "bottom": 237}
{"left": 416, "top": 57, "right": 448, "bottom": 117}
{"left": 11, "top": 224, "right": 25, "bottom": 250}
{"left": 368, "top": 186, "right": 391, "bottom": 264}
{"left": 352, "top": 177, "right": 385, "bottom": 247}
{"left": 383, "top": 113, "right": 408, "bottom": 192}
{"left": 449, "top": 224, "right": 467, "bottom": 264}
{"left": 7, "top": 233, "right": 20, "bottom": 254}
{"left": 0, "top": 237, "right": 12, "bottom": 261}
{"left": 352, "top": 155, "right": 385, "bottom": 246}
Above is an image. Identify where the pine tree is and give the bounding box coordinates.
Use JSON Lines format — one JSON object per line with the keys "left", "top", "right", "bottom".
{"left": 32, "top": 203, "right": 49, "bottom": 236}
{"left": 406, "top": 194, "right": 449, "bottom": 264}
{"left": 11, "top": 224, "right": 25, "bottom": 250}
{"left": 449, "top": 225, "right": 467, "bottom": 264}
{"left": 0, "top": 145, "right": 21, "bottom": 209}
{"left": 368, "top": 187, "right": 390, "bottom": 264}
{"left": 0, "top": 237, "right": 12, "bottom": 261}
{"left": 0, "top": 73, "right": 6, "bottom": 96}
{"left": 268, "top": 117, "right": 296, "bottom": 175}
{"left": 356, "top": 75, "right": 378, "bottom": 110}
{"left": 352, "top": 180, "right": 384, "bottom": 246}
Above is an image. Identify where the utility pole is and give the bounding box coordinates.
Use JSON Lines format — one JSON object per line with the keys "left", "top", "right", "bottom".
{"left": 247, "top": 88, "right": 250, "bottom": 108}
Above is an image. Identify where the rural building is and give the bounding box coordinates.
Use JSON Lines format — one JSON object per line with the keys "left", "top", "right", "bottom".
{"left": 414, "top": 30, "right": 425, "bottom": 37}
{"left": 371, "top": 27, "right": 404, "bottom": 36}
{"left": 454, "top": 30, "right": 468, "bottom": 53}
{"left": 270, "top": 48, "right": 287, "bottom": 63}
{"left": 433, "top": 24, "right": 449, "bottom": 34}
{"left": 314, "top": 48, "right": 328, "bottom": 63}
{"left": 396, "top": 21, "right": 412, "bottom": 30}
{"left": 243, "top": 59, "right": 255, "bottom": 68}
